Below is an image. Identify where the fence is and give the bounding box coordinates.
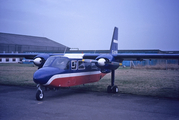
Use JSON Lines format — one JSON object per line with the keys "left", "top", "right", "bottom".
{"left": 122, "top": 59, "right": 179, "bottom": 69}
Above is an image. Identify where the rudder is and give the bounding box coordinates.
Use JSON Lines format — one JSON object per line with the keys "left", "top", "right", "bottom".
{"left": 110, "top": 27, "right": 118, "bottom": 54}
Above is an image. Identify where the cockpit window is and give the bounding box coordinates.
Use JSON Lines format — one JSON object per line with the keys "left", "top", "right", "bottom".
{"left": 43, "top": 57, "right": 69, "bottom": 70}
{"left": 43, "top": 57, "right": 54, "bottom": 67}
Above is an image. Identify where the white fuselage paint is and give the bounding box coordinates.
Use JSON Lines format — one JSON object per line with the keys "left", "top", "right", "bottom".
{"left": 113, "top": 39, "right": 118, "bottom": 43}
{"left": 64, "top": 54, "right": 84, "bottom": 59}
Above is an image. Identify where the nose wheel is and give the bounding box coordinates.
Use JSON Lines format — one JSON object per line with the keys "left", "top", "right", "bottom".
{"left": 36, "top": 84, "right": 44, "bottom": 101}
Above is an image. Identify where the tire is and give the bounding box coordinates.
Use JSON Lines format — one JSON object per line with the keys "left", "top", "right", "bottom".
{"left": 36, "top": 90, "right": 44, "bottom": 101}
{"left": 107, "top": 85, "right": 112, "bottom": 93}
{"left": 112, "top": 86, "right": 119, "bottom": 93}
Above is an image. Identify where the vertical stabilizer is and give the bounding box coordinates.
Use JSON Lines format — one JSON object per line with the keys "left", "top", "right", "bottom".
{"left": 110, "top": 27, "right": 118, "bottom": 54}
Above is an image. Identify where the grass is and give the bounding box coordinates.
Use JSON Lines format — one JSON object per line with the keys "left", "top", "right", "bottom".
{"left": 134, "top": 64, "right": 179, "bottom": 70}
{"left": 0, "top": 63, "right": 179, "bottom": 99}
{"left": 0, "top": 63, "right": 37, "bottom": 86}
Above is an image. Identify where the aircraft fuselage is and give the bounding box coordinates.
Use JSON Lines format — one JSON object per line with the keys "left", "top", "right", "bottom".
{"left": 33, "top": 55, "right": 106, "bottom": 87}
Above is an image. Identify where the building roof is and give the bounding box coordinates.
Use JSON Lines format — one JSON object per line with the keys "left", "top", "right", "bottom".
{"left": 0, "top": 32, "right": 69, "bottom": 48}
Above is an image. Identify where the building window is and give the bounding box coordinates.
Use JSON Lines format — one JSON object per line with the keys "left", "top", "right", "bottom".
{"left": 13, "top": 58, "right": 16, "bottom": 62}
{"left": 6, "top": 58, "right": 9, "bottom": 62}
{"left": 20, "top": 58, "right": 23, "bottom": 61}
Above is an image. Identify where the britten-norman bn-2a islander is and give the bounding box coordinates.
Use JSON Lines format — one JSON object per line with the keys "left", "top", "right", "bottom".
{"left": 1, "top": 27, "right": 179, "bottom": 100}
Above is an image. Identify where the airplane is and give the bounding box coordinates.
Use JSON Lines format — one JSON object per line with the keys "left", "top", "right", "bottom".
{"left": 1, "top": 27, "right": 179, "bottom": 101}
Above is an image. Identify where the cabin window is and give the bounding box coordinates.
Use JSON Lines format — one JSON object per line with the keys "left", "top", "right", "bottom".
{"left": 52, "top": 58, "right": 69, "bottom": 70}
{"left": 78, "top": 61, "right": 85, "bottom": 70}
{"left": 91, "top": 63, "right": 98, "bottom": 69}
{"left": 71, "top": 60, "right": 77, "bottom": 70}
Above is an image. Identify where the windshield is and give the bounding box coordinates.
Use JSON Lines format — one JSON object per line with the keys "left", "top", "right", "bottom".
{"left": 43, "top": 57, "right": 69, "bottom": 70}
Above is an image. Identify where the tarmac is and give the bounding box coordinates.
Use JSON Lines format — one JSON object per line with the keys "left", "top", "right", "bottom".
{"left": 0, "top": 85, "right": 179, "bottom": 120}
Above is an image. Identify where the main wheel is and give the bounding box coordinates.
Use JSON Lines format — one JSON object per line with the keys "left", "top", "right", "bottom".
{"left": 36, "top": 90, "right": 44, "bottom": 101}
{"left": 107, "top": 85, "right": 112, "bottom": 93}
{"left": 112, "top": 86, "right": 119, "bottom": 93}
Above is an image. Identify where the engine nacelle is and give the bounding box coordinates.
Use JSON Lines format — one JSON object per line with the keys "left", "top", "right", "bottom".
{"left": 95, "top": 54, "right": 120, "bottom": 71}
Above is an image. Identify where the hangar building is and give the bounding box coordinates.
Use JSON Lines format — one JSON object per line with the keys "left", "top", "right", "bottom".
{"left": 0, "top": 32, "right": 70, "bottom": 53}
{"left": 0, "top": 32, "right": 70, "bottom": 63}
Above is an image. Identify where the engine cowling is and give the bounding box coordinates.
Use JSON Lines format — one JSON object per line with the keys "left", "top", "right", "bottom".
{"left": 33, "top": 58, "right": 42, "bottom": 66}
{"left": 95, "top": 54, "right": 120, "bottom": 72}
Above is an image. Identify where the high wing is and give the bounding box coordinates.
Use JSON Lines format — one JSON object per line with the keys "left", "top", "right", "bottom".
{"left": 0, "top": 53, "right": 38, "bottom": 59}
{"left": 83, "top": 53, "right": 179, "bottom": 61}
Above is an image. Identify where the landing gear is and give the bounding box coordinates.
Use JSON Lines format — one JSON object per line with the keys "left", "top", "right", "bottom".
{"left": 107, "top": 70, "right": 119, "bottom": 93}
{"left": 107, "top": 85, "right": 119, "bottom": 93}
{"left": 36, "top": 84, "right": 44, "bottom": 101}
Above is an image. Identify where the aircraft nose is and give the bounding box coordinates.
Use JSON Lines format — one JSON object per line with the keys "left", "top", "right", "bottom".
{"left": 33, "top": 67, "right": 60, "bottom": 84}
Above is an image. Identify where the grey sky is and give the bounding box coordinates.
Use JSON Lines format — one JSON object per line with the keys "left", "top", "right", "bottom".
{"left": 0, "top": 0, "right": 179, "bottom": 51}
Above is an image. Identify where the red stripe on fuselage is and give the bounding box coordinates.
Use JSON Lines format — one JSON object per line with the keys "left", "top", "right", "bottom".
{"left": 49, "top": 73, "right": 106, "bottom": 87}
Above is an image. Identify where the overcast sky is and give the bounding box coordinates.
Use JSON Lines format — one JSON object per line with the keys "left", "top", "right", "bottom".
{"left": 0, "top": 0, "right": 179, "bottom": 51}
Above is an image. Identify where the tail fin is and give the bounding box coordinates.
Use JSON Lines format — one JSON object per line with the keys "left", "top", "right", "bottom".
{"left": 110, "top": 27, "right": 118, "bottom": 54}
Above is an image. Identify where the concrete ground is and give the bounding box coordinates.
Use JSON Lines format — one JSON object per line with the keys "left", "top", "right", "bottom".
{"left": 0, "top": 85, "right": 179, "bottom": 120}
